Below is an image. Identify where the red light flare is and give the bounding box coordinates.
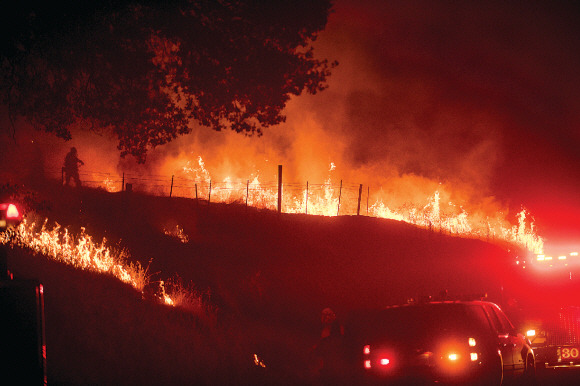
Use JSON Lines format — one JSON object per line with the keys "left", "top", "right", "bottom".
{"left": 6, "top": 204, "right": 19, "bottom": 219}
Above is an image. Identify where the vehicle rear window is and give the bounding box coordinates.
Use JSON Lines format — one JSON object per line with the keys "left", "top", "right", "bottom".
{"left": 491, "top": 305, "right": 514, "bottom": 333}
{"left": 483, "top": 304, "right": 512, "bottom": 334}
{"left": 465, "top": 304, "right": 494, "bottom": 333}
{"left": 355, "top": 303, "right": 491, "bottom": 341}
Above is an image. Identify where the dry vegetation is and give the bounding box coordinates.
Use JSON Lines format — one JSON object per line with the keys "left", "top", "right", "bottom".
{"left": 4, "top": 179, "right": 520, "bottom": 385}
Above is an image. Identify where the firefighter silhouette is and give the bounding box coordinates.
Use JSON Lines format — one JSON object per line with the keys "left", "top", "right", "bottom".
{"left": 63, "top": 147, "right": 84, "bottom": 187}
{"left": 314, "top": 308, "right": 346, "bottom": 384}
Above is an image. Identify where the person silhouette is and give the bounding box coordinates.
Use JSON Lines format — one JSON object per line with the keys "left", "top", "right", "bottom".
{"left": 63, "top": 147, "right": 84, "bottom": 187}
{"left": 314, "top": 308, "right": 346, "bottom": 384}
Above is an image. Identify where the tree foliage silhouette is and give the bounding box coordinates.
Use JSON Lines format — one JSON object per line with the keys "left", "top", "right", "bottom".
{"left": 1, "top": 0, "right": 336, "bottom": 162}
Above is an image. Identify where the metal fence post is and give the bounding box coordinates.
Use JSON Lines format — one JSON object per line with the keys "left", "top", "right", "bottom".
{"left": 305, "top": 181, "right": 309, "bottom": 214}
{"left": 208, "top": 180, "right": 212, "bottom": 205}
{"left": 337, "top": 180, "right": 342, "bottom": 216}
{"left": 246, "top": 179, "right": 249, "bottom": 207}
{"left": 357, "top": 184, "right": 363, "bottom": 216}
{"left": 169, "top": 175, "right": 174, "bottom": 197}
{"left": 277, "top": 165, "right": 282, "bottom": 213}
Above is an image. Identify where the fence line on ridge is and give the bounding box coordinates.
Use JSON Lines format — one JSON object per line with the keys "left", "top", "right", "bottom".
{"left": 46, "top": 167, "right": 370, "bottom": 217}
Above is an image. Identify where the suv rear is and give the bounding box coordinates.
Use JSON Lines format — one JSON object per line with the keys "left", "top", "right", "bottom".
{"left": 346, "top": 300, "right": 535, "bottom": 385}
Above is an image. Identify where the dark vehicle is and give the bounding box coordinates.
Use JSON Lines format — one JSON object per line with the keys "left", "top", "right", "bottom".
{"left": 1, "top": 200, "right": 46, "bottom": 385}
{"left": 514, "top": 249, "right": 580, "bottom": 370}
{"left": 0, "top": 201, "right": 22, "bottom": 231}
{"left": 346, "top": 300, "right": 535, "bottom": 385}
{"left": 523, "top": 306, "right": 580, "bottom": 369}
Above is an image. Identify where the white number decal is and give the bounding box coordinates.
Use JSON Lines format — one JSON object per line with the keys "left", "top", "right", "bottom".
{"left": 561, "top": 348, "right": 579, "bottom": 359}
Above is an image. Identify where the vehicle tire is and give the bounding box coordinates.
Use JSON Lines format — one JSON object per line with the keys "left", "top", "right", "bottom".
{"left": 478, "top": 352, "right": 503, "bottom": 386}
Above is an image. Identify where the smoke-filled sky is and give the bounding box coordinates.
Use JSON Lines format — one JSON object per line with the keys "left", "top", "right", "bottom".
{"left": 2, "top": 0, "right": 579, "bottom": 245}
{"left": 310, "top": 0, "right": 580, "bottom": 243}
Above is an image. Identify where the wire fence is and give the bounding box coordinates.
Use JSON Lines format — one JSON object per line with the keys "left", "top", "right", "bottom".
{"left": 44, "top": 166, "right": 545, "bottom": 253}
{"left": 47, "top": 167, "right": 371, "bottom": 217}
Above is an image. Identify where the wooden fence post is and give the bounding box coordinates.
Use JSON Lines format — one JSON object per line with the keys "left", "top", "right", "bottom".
{"left": 246, "top": 179, "right": 249, "bottom": 207}
{"left": 305, "top": 181, "right": 309, "bottom": 214}
{"left": 208, "top": 180, "right": 212, "bottom": 205}
{"left": 169, "top": 175, "right": 174, "bottom": 197}
{"left": 357, "top": 184, "right": 363, "bottom": 216}
{"left": 277, "top": 165, "right": 282, "bottom": 213}
{"left": 337, "top": 180, "right": 342, "bottom": 216}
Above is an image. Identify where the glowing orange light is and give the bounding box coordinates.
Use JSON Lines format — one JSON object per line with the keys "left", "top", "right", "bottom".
{"left": 363, "top": 345, "right": 371, "bottom": 355}
{"left": 558, "top": 255, "right": 567, "bottom": 260}
{"left": 470, "top": 353, "right": 478, "bottom": 361}
{"left": 448, "top": 353, "right": 459, "bottom": 361}
{"left": 571, "top": 252, "right": 578, "bottom": 256}
{"left": 380, "top": 358, "right": 390, "bottom": 366}
{"left": 364, "top": 360, "right": 372, "bottom": 369}
{"left": 6, "top": 204, "right": 19, "bottom": 218}
{"left": 526, "top": 329, "right": 536, "bottom": 337}
{"left": 536, "top": 255, "right": 545, "bottom": 261}
{"left": 468, "top": 337, "right": 476, "bottom": 347}
{"left": 253, "top": 354, "right": 266, "bottom": 368}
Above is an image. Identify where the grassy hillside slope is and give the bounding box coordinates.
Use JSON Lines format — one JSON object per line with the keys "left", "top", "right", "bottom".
{"left": 5, "top": 181, "right": 519, "bottom": 384}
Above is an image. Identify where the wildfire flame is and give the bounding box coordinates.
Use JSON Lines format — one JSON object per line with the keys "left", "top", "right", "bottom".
{"left": 163, "top": 225, "right": 189, "bottom": 243}
{"left": 93, "top": 155, "right": 543, "bottom": 254}
{"left": 0, "top": 218, "right": 189, "bottom": 307}
{"left": 253, "top": 353, "right": 266, "bottom": 368}
{"left": 102, "top": 177, "right": 117, "bottom": 193}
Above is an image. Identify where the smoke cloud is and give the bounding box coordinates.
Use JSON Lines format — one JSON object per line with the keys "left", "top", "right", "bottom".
{"left": 2, "top": 0, "right": 579, "bottom": 242}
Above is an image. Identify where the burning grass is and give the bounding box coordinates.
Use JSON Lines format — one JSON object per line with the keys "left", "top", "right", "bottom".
{"left": 80, "top": 155, "right": 545, "bottom": 254}
{"left": 2, "top": 182, "right": 535, "bottom": 385}
{"left": 1, "top": 215, "right": 205, "bottom": 313}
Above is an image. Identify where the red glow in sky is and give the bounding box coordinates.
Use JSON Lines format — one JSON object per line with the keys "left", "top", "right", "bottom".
{"left": 311, "top": 0, "right": 580, "bottom": 244}
{"left": 1, "top": 0, "right": 579, "bottom": 247}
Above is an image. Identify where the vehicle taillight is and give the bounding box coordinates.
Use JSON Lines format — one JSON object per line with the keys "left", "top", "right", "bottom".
{"left": 363, "top": 344, "right": 371, "bottom": 369}
{"left": 6, "top": 204, "right": 19, "bottom": 219}
{"left": 380, "top": 358, "right": 390, "bottom": 366}
{"left": 363, "top": 344, "right": 392, "bottom": 369}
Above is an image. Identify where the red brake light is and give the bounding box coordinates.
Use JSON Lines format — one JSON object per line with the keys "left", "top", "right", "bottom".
{"left": 363, "top": 345, "right": 371, "bottom": 355}
{"left": 380, "top": 358, "right": 390, "bottom": 366}
{"left": 6, "top": 204, "right": 19, "bottom": 219}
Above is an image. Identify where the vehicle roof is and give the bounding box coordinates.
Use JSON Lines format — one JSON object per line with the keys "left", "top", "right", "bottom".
{"left": 385, "top": 300, "right": 497, "bottom": 308}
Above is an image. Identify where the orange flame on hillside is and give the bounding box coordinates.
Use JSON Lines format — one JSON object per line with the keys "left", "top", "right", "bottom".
{"left": 91, "top": 155, "right": 544, "bottom": 254}
{"left": 0, "top": 218, "right": 197, "bottom": 308}
{"left": 163, "top": 225, "right": 189, "bottom": 243}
